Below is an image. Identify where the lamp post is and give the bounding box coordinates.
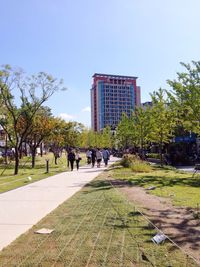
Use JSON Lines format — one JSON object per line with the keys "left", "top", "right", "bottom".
{"left": 45, "top": 159, "right": 49, "bottom": 173}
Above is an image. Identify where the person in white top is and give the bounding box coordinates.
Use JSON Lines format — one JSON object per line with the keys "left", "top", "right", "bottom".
{"left": 96, "top": 148, "right": 102, "bottom": 168}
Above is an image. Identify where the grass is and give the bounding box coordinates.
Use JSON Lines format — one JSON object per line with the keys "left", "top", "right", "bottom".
{"left": 0, "top": 152, "right": 86, "bottom": 193}
{"left": 0, "top": 170, "right": 198, "bottom": 266}
{"left": 113, "top": 165, "right": 200, "bottom": 209}
{"left": 131, "top": 161, "right": 152, "bottom": 173}
{"left": 120, "top": 155, "right": 153, "bottom": 173}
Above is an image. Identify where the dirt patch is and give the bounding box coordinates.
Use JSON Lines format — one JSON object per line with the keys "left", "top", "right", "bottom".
{"left": 115, "top": 183, "right": 200, "bottom": 264}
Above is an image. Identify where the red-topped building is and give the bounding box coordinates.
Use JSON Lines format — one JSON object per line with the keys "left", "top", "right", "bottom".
{"left": 91, "top": 73, "right": 141, "bottom": 131}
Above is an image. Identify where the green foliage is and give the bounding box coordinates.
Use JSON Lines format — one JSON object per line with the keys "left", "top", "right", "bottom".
{"left": 150, "top": 88, "right": 176, "bottom": 144}
{"left": 131, "top": 161, "right": 152, "bottom": 173}
{"left": 79, "top": 127, "right": 112, "bottom": 149}
{"left": 120, "top": 154, "right": 138, "bottom": 168}
{"left": 115, "top": 107, "right": 153, "bottom": 150}
{"left": 133, "top": 106, "right": 152, "bottom": 149}
{"left": 146, "top": 153, "right": 160, "bottom": 159}
{"left": 101, "top": 126, "right": 112, "bottom": 148}
{"left": 120, "top": 154, "right": 152, "bottom": 172}
{"left": 116, "top": 113, "right": 136, "bottom": 149}
{"left": 0, "top": 64, "right": 66, "bottom": 174}
{"left": 149, "top": 88, "right": 176, "bottom": 165}
{"left": 167, "top": 61, "right": 200, "bottom": 135}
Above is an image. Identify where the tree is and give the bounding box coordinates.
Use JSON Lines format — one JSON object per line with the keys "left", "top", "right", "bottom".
{"left": 101, "top": 126, "right": 112, "bottom": 148}
{"left": 150, "top": 88, "right": 176, "bottom": 165}
{"left": 25, "top": 107, "right": 54, "bottom": 168}
{"left": 79, "top": 127, "right": 91, "bottom": 148}
{"left": 47, "top": 118, "right": 68, "bottom": 165}
{"left": 79, "top": 129, "right": 103, "bottom": 148}
{"left": 116, "top": 113, "right": 136, "bottom": 149}
{"left": 167, "top": 61, "right": 200, "bottom": 135}
{"left": 0, "top": 65, "right": 66, "bottom": 174}
{"left": 47, "top": 119, "right": 84, "bottom": 165}
{"left": 65, "top": 121, "right": 84, "bottom": 148}
{"left": 133, "top": 106, "right": 152, "bottom": 154}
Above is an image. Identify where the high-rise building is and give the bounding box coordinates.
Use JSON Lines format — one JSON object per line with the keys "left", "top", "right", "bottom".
{"left": 91, "top": 73, "right": 141, "bottom": 131}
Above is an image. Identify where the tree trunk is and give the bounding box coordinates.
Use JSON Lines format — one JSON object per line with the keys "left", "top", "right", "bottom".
{"left": 160, "top": 133, "right": 163, "bottom": 166}
{"left": 19, "top": 146, "right": 23, "bottom": 159}
{"left": 55, "top": 155, "right": 58, "bottom": 165}
{"left": 14, "top": 147, "right": 19, "bottom": 175}
{"left": 31, "top": 149, "right": 36, "bottom": 168}
{"left": 40, "top": 143, "right": 43, "bottom": 157}
{"left": 24, "top": 142, "right": 28, "bottom": 156}
{"left": 159, "top": 143, "right": 163, "bottom": 166}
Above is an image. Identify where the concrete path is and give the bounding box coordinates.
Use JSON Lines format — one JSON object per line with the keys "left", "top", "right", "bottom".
{"left": 176, "top": 166, "right": 195, "bottom": 172}
{"left": 0, "top": 157, "right": 119, "bottom": 251}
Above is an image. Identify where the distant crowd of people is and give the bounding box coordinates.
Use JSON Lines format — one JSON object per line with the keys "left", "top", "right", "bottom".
{"left": 67, "top": 148, "right": 110, "bottom": 171}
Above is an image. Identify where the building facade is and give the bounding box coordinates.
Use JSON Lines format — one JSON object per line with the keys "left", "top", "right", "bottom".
{"left": 91, "top": 73, "right": 141, "bottom": 131}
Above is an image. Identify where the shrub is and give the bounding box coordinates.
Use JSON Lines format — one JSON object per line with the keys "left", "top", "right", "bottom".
{"left": 120, "top": 154, "right": 140, "bottom": 168}
{"left": 0, "top": 157, "right": 5, "bottom": 164}
{"left": 120, "top": 154, "right": 152, "bottom": 172}
{"left": 146, "top": 153, "right": 160, "bottom": 159}
{"left": 131, "top": 160, "right": 152, "bottom": 173}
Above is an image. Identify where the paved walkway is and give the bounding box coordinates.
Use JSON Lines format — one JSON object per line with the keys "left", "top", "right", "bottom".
{"left": 0, "top": 157, "right": 119, "bottom": 251}
{"left": 176, "top": 166, "right": 195, "bottom": 172}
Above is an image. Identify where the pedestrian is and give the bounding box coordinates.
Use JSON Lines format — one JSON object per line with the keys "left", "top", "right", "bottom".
{"left": 75, "top": 150, "right": 82, "bottom": 170}
{"left": 91, "top": 148, "right": 96, "bottom": 168}
{"left": 96, "top": 148, "right": 102, "bottom": 168}
{"left": 102, "top": 148, "right": 110, "bottom": 166}
{"left": 66, "top": 149, "right": 70, "bottom": 167}
{"left": 86, "top": 149, "right": 92, "bottom": 164}
{"left": 67, "top": 149, "right": 75, "bottom": 171}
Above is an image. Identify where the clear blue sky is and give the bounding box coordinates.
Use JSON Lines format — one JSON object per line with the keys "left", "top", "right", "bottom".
{"left": 1, "top": 0, "right": 200, "bottom": 126}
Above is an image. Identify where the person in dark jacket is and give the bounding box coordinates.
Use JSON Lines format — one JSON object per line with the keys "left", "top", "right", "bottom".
{"left": 67, "top": 149, "right": 75, "bottom": 171}
{"left": 102, "top": 148, "right": 110, "bottom": 166}
{"left": 91, "top": 149, "right": 96, "bottom": 168}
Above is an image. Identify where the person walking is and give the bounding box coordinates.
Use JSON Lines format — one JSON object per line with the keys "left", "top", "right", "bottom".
{"left": 91, "top": 148, "right": 96, "bottom": 168}
{"left": 96, "top": 148, "right": 102, "bottom": 168}
{"left": 75, "top": 150, "right": 81, "bottom": 170}
{"left": 86, "top": 149, "right": 92, "bottom": 164}
{"left": 67, "top": 149, "right": 75, "bottom": 171}
{"left": 66, "top": 149, "right": 70, "bottom": 167}
{"left": 102, "top": 148, "right": 110, "bottom": 167}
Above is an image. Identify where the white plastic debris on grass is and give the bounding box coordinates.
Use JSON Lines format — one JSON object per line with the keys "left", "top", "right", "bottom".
{"left": 151, "top": 233, "right": 167, "bottom": 244}
{"left": 146, "top": 186, "right": 156, "bottom": 190}
{"left": 27, "top": 176, "right": 32, "bottom": 181}
{"left": 34, "top": 228, "right": 54, "bottom": 234}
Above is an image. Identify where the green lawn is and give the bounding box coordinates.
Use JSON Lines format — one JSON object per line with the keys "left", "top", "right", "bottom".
{"left": 0, "top": 169, "right": 197, "bottom": 266}
{"left": 0, "top": 152, "right": 86, "bottom": 193}
{"left": 112, "top": 165, "right": 200, "bottom": 209}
